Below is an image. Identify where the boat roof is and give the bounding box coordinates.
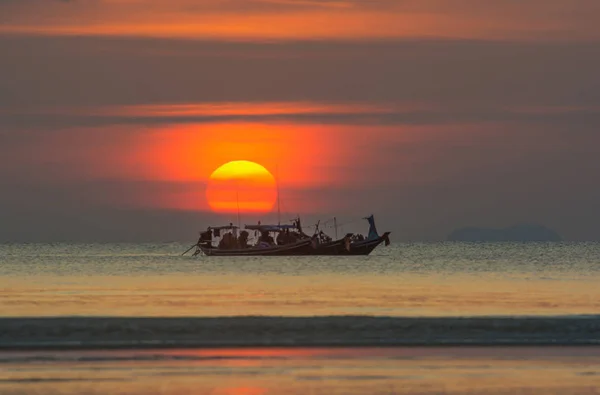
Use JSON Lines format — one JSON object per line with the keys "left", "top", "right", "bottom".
{"left": 208, "top": 225, "right": 239, "bottom": 230}
{"left": 245, "top": 224, "right": 298, "bottom": 232}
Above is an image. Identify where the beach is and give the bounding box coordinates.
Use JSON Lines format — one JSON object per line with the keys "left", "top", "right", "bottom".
{"left": 1, "top": 243, "right": 599, "bottom": 394}
{"left": 1, "top": 347, "right": 600, "bottom": 395}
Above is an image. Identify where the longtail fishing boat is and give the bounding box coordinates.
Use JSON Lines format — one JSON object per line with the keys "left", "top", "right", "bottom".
{"left": 188, "top": 219, "right": 318, "bottom": 257}
{"left": 184, "top": 215, "right": 390, "bottom": 257}
{"left": 313, "top": 215, "right": 391, "bottom": 256}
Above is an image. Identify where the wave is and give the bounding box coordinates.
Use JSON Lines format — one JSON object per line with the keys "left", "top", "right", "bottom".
{"left": 1, "top": 316, "right": 599, "bottom": 349}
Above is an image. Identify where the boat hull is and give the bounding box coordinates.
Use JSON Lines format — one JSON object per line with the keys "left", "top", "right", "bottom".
{"left": 311, "top": 232, "right": 391, "bottom": 256}
{"left": 312, "top": 239, "right": 349, "bottom": 255}
{"left": 195, "top": 232, "right": 390, "bottom": 257}
{"left": 337, "top": 232, "right": 391, "bottom": 256}
{"left": 344, "top": 236, "right": 387, "bottom": 255}
{"left": 199, "top": 239, "right": 315, "bottom": 256}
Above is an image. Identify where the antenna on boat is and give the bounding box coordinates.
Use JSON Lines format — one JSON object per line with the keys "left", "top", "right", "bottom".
{"left": 236, "top": 181, "right": 241, "bottom": 230}
{"left": 276, "top": 164, "right": 281, "bottom": 225}
{"left": 334, "top": 217, "right": 338, "bottom": 240}
{"left": 313, "top": 220, "right": 321, "bottom": 236}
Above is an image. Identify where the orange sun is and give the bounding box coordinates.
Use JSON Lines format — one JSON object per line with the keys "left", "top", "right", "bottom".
{"left": 206, "top": 160, "right": 277, "bottom": 213}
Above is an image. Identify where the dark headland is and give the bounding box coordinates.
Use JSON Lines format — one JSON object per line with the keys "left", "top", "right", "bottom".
{"left": 448, "top": 224, "right": 562, "bottom": 242}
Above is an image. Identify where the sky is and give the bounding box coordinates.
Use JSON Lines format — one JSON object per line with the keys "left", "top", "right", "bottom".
{"left": 1, "top": 0, "right": 600, "bottom": 242}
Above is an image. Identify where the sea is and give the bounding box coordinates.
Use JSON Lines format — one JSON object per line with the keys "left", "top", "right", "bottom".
{"left": 0, "top": 242, "right": 599, "bottom": 394}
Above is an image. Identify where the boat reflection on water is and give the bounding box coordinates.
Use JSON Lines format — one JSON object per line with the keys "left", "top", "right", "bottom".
{"left": 184, "top": 215, "right": 390, "bottom": 257}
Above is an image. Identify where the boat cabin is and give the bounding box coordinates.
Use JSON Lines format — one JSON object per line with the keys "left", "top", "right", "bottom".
{"left": 199, "top": 219, "right": 310, "bottom": 250}
{"left": 199, "top": 224, "right": 248, "bottom": 250}
{"left": 245, "top": 223, "right": 308, "bottom": 247}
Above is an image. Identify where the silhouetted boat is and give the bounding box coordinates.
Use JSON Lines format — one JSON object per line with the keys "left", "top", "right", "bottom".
{"left": 188, "top": 220, "right": 318, "bottom": 257}
{"left": 342, "top": 232, "right": 391, "bottom": 255}
{"left": 184, "top": 216, "right": 390, "bottom": 257}
{"left": 313, "top": 215, "right": 390, "bottom": 256}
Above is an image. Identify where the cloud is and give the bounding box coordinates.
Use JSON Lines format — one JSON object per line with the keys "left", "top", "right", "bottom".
{"left": 2, "top": 103, "right": 600, "bottom": 132}
{"left": 1, "top": 36, "right": 599, "bottom": 110}
{"left": 1, "top": 0, "right": 599, "bottom": 41}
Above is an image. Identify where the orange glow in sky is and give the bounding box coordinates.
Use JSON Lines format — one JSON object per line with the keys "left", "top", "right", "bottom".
{"left": 125, "top": 122, "right": 340, "bottom": 212}
{"left": 35, "top": 117, "right": 417, "bottom": 213}
{"left": 2, "top": 3, "right": 597, "bottom": 42}
{"left": 136, "top": 122, "right": 336, "bottom": 182}
{"left": 206, "top": 160, "right": 277, "bottom": 213}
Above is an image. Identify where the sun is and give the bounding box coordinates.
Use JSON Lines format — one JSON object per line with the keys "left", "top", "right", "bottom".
{"left": 206, "top": 160, "right": 277, "bottom": 213}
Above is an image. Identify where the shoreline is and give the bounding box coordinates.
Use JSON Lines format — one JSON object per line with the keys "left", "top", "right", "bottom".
{"left": 2, "top": 315, "right": 599, "bottom": 350}
{"left": 3, "top": 343, "right": 600, "bottom": 352}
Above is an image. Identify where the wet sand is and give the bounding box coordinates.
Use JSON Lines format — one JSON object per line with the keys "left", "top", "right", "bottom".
{"left": 1, "top": 347, "right": 600, "bottom": 394}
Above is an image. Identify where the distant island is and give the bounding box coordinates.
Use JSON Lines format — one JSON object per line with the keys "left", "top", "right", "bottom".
{"left": 447, "top": 224, "right": 562, "bottom": 242}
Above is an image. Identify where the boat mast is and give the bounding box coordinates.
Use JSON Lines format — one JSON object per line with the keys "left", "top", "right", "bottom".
{"left": 276, "top": 164, "right": 281, "bottom": 225}
{"left": 236, "top": 182, "right": 241, "bottom": 230}
{"left": 334, "top": 217, "right": 338, "bottom": 240}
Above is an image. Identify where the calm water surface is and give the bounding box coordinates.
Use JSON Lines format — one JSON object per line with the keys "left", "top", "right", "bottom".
{"left": 1, "top": 243, "right": 599, "bottom": 317}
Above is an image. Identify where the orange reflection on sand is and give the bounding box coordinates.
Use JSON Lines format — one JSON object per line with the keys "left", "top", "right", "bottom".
{"left": 211, "top": 387, "right": 265, "bottom": 395}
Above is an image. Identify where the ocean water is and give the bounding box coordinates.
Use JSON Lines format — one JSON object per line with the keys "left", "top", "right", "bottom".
{"left": 1, "top": 242, "right": 599, "bottom": 394}
{"left": 1, "top": 243, "right": 599, "bottom": 318}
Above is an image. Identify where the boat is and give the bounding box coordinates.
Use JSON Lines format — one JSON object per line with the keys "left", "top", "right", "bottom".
{"left": 189, "top": 220, "right": 317, "bottom": 257}
{"left": 184, "top": 216, "right": 390, "bottom": 257}
{"left": 313, "top": 215, "right": 391, "bottom": 256}
{"left": 342, "top": 231, "right": 391, "bottom": 255}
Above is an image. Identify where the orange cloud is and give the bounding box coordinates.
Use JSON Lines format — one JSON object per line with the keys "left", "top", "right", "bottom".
{"left": 1, "top": 0, "right": 599, "bottom": 41}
